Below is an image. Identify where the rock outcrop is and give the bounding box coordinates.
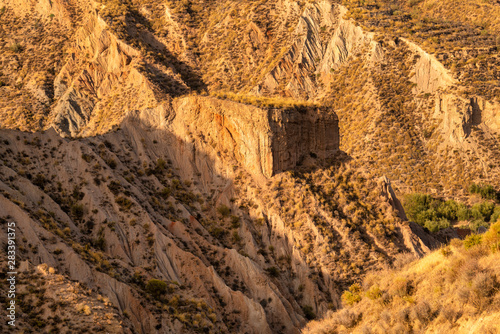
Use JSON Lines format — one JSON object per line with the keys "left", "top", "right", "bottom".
{"left": 435, "top": 93, "right": 500, "bottom": 144}
{"left": 170, "top": 96, "right": 339, "bottom": 179}
{"left": 402, "top": 38, "right": 456, "bottom": 95}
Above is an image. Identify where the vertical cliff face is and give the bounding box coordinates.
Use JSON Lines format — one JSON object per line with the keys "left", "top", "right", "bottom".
{"left": 170, "top": 96, "right": 339, "bottom": 179}
{"left": 434, "top": 94, "right": 477, "bottom": 144}
{"left": 269, "top": 107, "right": 339, "bottom": 175}
{"left": 50, "top": 14, "right": 139, "bottom": 136}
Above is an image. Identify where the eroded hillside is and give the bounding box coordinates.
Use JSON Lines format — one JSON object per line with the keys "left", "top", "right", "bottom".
{"left": 0, "top": 262, "right": 133, "bottom": 333}
{"left": 0, "top": 0, "right": 499, "bottom": 333}
{"left": 1, "top": 0, "right": 499, "bottom": 198}
{"left": 0, "top": 107, "right": 433, "bottom": 333}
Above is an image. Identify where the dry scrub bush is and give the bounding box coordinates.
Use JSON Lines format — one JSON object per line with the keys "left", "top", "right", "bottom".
{"left": 303, "top": 221, "right": 500, "bottom": 334}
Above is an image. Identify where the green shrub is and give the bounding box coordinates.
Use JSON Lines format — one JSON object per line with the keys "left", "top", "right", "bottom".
{"left": 106, "top": 158, "right": 117, "bottom": 169}
{"left": 107, "top": 181, "right": 121, "bottom": 195}
{"left": 92, "top": 235, "right": 106, "bottom": 251}
{"left": 33, "top": 173, "right": 47, "bottom": 188}
{"left": 469, "top": 183, "right": 498, "bottom": 200}
{"left": 403, "top": 194, "right": 457, "bottom": 232}
{"left": 464, "top": 234, "right": 482, "bottom": 249}
{"left": 70, "top": 204, "right": 85, "bottom": 220}
{"left": 366, "top": 286, "right": 382, "bottom": 300}
{"left": 209, "top": 226, "right": 226, "bottom": 240}
{"left": 115, "top": 196, "right": 133, "bottom": 210}
{"left": 342, "top": 284, "right": 362, "bottom": 306}
{"left": 403, "top": 193, "right": 433, "bottom": 225}
{"left": 471, "top": 201, "right": 495, "bottom": 222}
{"left": 81, "top": 153, "right": 93, "bottom": 163}
{"left": 489, "top": 206, "right": 500, "bottom": 224}
{"left": 403, "top": 193, "right": 494, "bottom": 232}
{"left": 231, "top": 230, "right": 241, "bottom": 243}
{"left": 424, "top": 217, "right": 450, "bottom": 233}
{"left": 440, "top": 246, "right": 452, "bottom": 257}
{"left": 230, "top": 215, "right": 240, "bottom": 228}
{"left": 302, "top": 305, "right": 316, "bottom": 320}
{"left": 146, "top": 279, "right": 168, "bottom": 300}
{"left": 156, "top": 158, "right": 167, "bottom": 171}
{"left": 159, "top": 187, "right": 171, "bottom": 199}
{"left": 266, "top": 266, "right": 280, "bottom": 277}
{"left": 131, "top": 271, "right": 145, "bottom": 287}
{"left": 217, "top": 204, "right": 231, "bottom": 217}
{"left": 437, "top": 200, "right": 460, "bottom": 221}
{"left": 457, "top": 204, "right": 472, "bottom": 221}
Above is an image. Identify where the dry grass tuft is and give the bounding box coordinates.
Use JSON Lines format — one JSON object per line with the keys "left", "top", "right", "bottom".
{"left": 302, "top": 221, "right": 500, "bottom": 334}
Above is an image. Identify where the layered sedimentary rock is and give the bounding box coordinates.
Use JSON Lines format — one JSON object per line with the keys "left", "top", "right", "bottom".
{"left": 268, "top": 107, "right": 339, "bottom": 174}
{"left": 435, "top": 94, "right": 500, "bottom": 144}
{"left": 171, "top": 96, "right": 339, "bottom": 179}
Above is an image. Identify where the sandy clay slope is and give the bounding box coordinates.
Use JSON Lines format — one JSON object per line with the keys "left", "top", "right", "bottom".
{"left": 2, "top": 0, "right": 500, "bottom": 333}
{"left": 0, "top": 99, "right": 437, "bottom": 333}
